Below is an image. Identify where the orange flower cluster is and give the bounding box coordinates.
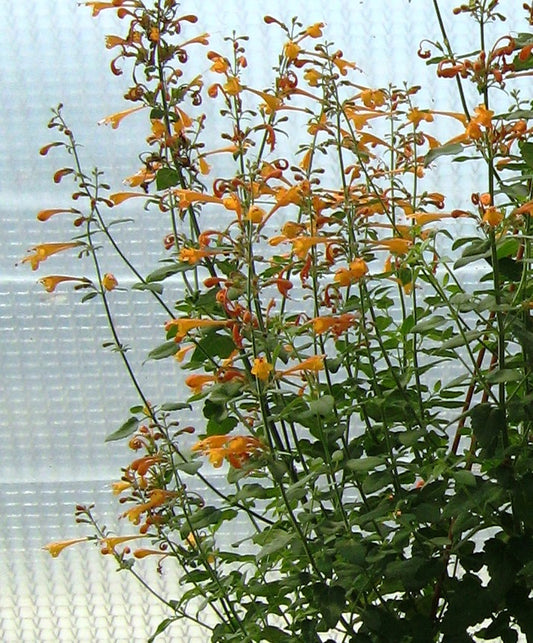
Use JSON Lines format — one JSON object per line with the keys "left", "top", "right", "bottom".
{"left": 192, "top": 434, "right": 268, "bottom": 469}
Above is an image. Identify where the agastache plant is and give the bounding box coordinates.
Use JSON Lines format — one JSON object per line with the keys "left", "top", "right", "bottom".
{"left": 26, "top": 1, "right": 533, "bottom": 640}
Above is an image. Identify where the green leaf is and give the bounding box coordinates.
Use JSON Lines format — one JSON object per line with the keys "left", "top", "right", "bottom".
{"left": 160, "top": 402, "right": 192, "bottom": 411}
{"left": 346, "top": 456, "right": 386, "bottom": 472}
{"left": 486, "top": 369, "right": 523, "bottom": 384}
{"left": 424, "top": 142, "right": 465, "bottom": 166}
{"left": 175, "top": 460, "right": 202, "bottom": 475}
{"left": 146, "top": 340, "right": 178, "bottom": 360}
{"left": 105, "top": 416, "right": 139, "bottom": 442}
{"left": 155, "top": 167, "right": 180, "bottom": 190}
{"left": 145, "top": 262, "right": 190, "bottom": 283}
{"left": 257, "top": 530, "right": 295, "bottom": 559}
{"left": 410, "top": 315, "right": 447, "bottom": 333}
{"left": 519, "top": 141, "right": 533, "bottom": 169}
{"left": 312, "top": 583, "right": 346, "bottom": 630}
{"left": 308, "top": 395, "right": 335, "bottom": 417}
{"left": 452, "top": 469, "right": 477, "bottom": 488}
{"left": 470, "top": 403, "right": 504, "bottom": 453}
{"left": 260, "top": 626, "right": 293, "bottom": 642}
{"left": 147, "top": 618, "right": 177, "bottom": 643}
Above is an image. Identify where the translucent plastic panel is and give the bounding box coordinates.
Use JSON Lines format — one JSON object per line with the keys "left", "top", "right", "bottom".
{"left": 0, "top": 0, "right": 527, "bottom": 641}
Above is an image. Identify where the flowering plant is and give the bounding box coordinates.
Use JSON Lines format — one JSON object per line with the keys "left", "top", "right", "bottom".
{"left": 27, "top": 0, "right": 533, "bottom": 640}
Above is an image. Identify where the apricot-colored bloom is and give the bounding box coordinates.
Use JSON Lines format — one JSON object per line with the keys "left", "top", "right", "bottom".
{"left": 192, "top": 434, "right": 268, "bottom": 468}
{"left": 370, "top": 238, "right": 412, "bottom": 255}
{"left": 251, "top": 357, "right": 273, "bottom": 381}
{"left": 98, "top": 105, "right": 145, "bottom": 129}
{"left": 281, "top": 221, "right": 307, "bottom": 239}
{"left": 332, "top": 54, "right": 356, "bottom": 76}
{"left": 173, "top": 189, "right": 223, "bottom": 209}
{"left": 290, "top": 236, "right": 325, "bottom": 259}
{"left": 284, "top": 41, "right": 301, "bottom": 61}
{"left": 178, "top": 247, "right": 223, "bottom": 264}
{"left": 185, "top": 373, "right": 217, "bottom": 394}
{"left": 165, "top": 317, "right": 229, "bottom": 341}
{"left": 39, "top": 275, "right": 86, "bottom": 292}
{"left": 360, "top": 89, "right": 386, "bottom": 108}
{"left": 102, "top": 273, "right": 118, "bottom": 291}
{"left": 175, "top": 344, "right": 195, "bottom": 363}
{"left": 223, "top": 76, "right": 242, "bottom": 95}
{"left": 482, "top": 206, "right": 503, "bottom": 226}
{"left": 123, "top": 166, "right": 158, "bottom": 187}
{"left": 133, "top": 548, "right": 168, "bottom": 559}
{"left": 84, "top": 1, "right": 140, "bottom": 16}
{"left": 109, "top": 192, "right": 150, "bottom": 205}
{"left": 111, "top": 480, "right": 132, "bottom": 495}
{"left": 247, "top": 204, "right": 266, "bottom": 224}
{"left": 279, "top": 355, "right": 325, "bottom": 376}
{"left": 312, "top": 313, "right": 355, "bottom": 336}
{"left": 100, "top": 535, "right": 143, "bottom": 552}
{"left": 21, "top": 242, "right": 82, "bottom": 271}
{"left": 43, "top": 537, "right": 89, "bottom": 558}
{"left": 122, "top": 489, "right": 178, "bottom": 524}
{"left": 407, "top": 108, "right": 434, "bottom": 127}
{"left": 334, "top": 258, "right": 368, "bottom": 286}
{"left": 304, "top": 68, "right": 322, "bottom": 86}
{"left": 305, "top": 22, "right": 324, "bottom": 38}
{"left": 37, "top": 208, "right": 80, "bottom": 222}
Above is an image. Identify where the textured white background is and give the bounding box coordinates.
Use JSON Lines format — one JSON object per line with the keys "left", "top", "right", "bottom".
{"left": 1, "top": 1, "right": 528, "bottom": 641}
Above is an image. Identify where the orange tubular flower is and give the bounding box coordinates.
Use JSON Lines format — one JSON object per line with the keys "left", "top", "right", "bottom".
{"left": 192, "top": 434, "right": 267, "bottom": 469}
{"left": 100, "top": 535, "right": 144, "bottom": 553}
{"left": 251, "top": 357, "right": 273, "bottom": 381}
{"left": 312, "top": 313, "right": 355, "bottom": 336}
{"left": 165, "top": 318, "right": 229, "bottom": 342}
{"left": 109, "top": 192, "right": 150, "bottom": 205}
{"left": 84, "top": 1, "right": 141, "bottom": 16}
{"left": 482, "top": 206, "right": 503, "bottom": 226}
{"left": 279, "top": 355, "right": 325, "bottom": 376}
{"left": 173, "top": 189, "right": 224, "bottom": 210}
{"left": 185, "top": 374, "right": 217, "bottom": 394}
{"left": 39, "top": 275, "right": 87, "bottom": 292}
{"left": 21, "top": 242, "right": 83, "bottom": 271}
{"left": 370, "top": 238, "right": 412, "bottom": 255}
{"left": 284, "top": 40, "right": 301, "bottom": 61}
{"left": 37, "top": 208, "right": 81, "bottom": 222}
{"left": 97, "top": 105, "right": 145, "bottom": 129}
{"left": 122, "top": 489, "right": 178, "bottom": 524}
{"left": 334, "top": 257, "right": 368, "bottom": 287}
{"left": 43, "top": 537, "right": 89, "bottom": 558}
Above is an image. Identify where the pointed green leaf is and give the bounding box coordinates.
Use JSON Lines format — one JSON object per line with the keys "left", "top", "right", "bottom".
{"left": 105, "top": 416, "right": 139, "bottom": 442}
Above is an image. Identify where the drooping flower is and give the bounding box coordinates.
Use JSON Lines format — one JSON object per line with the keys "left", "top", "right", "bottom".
{"left": 39, "top": 275, "right": 88, "bottom": 292}
{"left": 37, "top": 208, "right": 81, "bottom": 222}
{"left": 102, "top": 273, "right": 118, "bottom": 291}
{"left": 43, "top": 537, "right": 89, "bottom": 558}
{"left": 251, "top": 357, "right": 273, "bottom": 381}
{"left": 21, "top": 242, "right": 83, "bottom": 271}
